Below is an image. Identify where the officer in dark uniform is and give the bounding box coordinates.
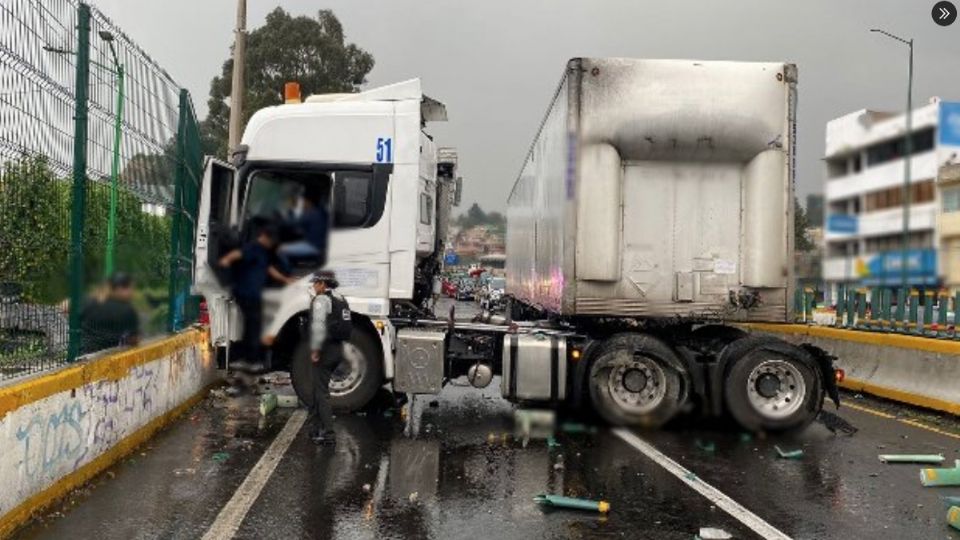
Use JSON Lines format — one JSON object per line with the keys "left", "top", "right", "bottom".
{"left": 308, "top": 270, "right": 353, "bottom": 445}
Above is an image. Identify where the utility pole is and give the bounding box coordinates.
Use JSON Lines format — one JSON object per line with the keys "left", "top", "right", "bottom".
{"left": 870, "top": 29, "right": 914, "bottom": 298}
{"left": 228, "top": 0, "right": 246, "bottom": 154}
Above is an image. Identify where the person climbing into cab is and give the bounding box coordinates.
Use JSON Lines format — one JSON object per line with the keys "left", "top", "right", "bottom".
{"left": 219, "top": 220, "right": 295, "bottom": 373}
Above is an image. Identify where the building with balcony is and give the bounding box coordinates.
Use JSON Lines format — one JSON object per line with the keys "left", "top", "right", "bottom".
{"left": 822, "top": 99, "right": 960, "bottom": 301}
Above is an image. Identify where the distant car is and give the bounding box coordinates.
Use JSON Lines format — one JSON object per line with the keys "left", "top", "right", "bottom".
{"left": 442, "top": 278, "right": 458, "bottom": 298}
{"left": 455, "top": 280, "right": 475, "bottom": 301}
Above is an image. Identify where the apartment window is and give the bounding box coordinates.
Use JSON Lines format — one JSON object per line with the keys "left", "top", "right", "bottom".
{"left": 944, "top": 186, "right": 960, "bottom": 213}
{"left": 862, "top": 180, "right": 934, "bottom": 212}
{"left": 865, "top": 127, "right": 936, "bottom": 167}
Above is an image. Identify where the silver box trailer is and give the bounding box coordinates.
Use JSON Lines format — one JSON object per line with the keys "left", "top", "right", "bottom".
{"left": 507, "top": 58, "right": 797, "bottom": 322}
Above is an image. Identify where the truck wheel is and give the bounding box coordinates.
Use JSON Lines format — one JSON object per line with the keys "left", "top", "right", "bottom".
{"left": 721, "top": 336, "right": 822, "bottom": 432}
{"left": 290, "top": 326, "right": 384, "bottom": 413}
{"left": 588, "top": 334, "right": 685, "bottom": 428}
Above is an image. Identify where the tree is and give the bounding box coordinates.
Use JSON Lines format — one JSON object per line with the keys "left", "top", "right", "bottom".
{"left": 795, "top": 197, "right": 813, "bottom": 252}
{"left": 201, "top": 8, "right": 375, "bottom": 157}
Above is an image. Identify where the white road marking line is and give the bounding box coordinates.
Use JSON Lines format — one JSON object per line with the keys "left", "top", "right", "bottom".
{"left": 202, "top": 409, "right": 308, "bottom": 540}
{"left": 613, "top": 428, "right": 792, "bottom": 540}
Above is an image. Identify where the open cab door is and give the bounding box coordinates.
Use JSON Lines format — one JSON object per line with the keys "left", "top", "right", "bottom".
{"left": 195, "top": 158, "right": 238, "bottom": 346}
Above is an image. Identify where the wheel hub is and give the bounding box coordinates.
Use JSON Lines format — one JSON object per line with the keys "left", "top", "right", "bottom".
{"left": 755, "top": 373, "right": 781, "bottom": 398}
{"left": 330, "top": 343, "right": 365, "bottom": 396}
{"left": 746, "top": 358, "right": 806, "bottom": 420}
{"left": 606, "top": 354, "right": 667, "bottom": 414}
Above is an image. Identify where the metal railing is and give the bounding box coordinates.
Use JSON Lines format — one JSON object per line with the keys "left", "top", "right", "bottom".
{"left": 794, "top": 285, "right": 959, "bottom": 338}
{"left": 0, "top": 1, "right": 202, "bottom": 380}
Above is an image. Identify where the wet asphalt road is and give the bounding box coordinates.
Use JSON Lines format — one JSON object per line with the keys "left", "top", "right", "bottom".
{"left": 14, "top": 303, "right": 960, "bottom": 540}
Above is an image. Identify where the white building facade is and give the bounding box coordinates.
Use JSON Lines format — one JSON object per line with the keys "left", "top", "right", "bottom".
{"left": 822, "top": 99, "right": 960, "bottom": 301}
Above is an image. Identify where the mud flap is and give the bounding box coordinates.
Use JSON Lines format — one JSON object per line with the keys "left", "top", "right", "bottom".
{"left": 800, "top": 343, "right": 840, "bottom": 409}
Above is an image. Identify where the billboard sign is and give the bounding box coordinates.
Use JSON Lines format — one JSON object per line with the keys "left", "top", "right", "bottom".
{"left": 826, "top": 214, "right": 858, "bottom": 234}
{"left": 940, "top": 102, "right": 960, "bottom": 147}
{"left": 857, "top": 249, "right": 938, "bottom": 286}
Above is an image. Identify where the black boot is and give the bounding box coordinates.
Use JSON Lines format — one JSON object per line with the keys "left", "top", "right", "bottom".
{"left": 311, "top": 430, "right": 336, "bottom": 446}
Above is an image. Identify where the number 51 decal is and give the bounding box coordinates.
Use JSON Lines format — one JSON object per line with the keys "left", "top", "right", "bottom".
{"left": 376, "top": 137, "right": 393, "bottom": 163}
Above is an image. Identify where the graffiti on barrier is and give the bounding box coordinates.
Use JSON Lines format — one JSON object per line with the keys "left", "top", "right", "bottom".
{"left": 15, "top": 403, "right": 88, "bottom": 479}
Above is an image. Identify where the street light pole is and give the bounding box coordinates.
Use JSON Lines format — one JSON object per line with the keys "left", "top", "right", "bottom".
{"left": 228, "top": 0, "right": 247, "bottom": 154}
{"left": 101, "top": 31, "right": 124, "bottom": 278}
{"left": 871, "top": 28, "right": 914, "bottom": 296}
{"left": 44, "top": 31, "right": 125, "bottom": 279}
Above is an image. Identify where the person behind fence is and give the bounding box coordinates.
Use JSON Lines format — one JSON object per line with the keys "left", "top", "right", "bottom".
{"left": 80, "top": 272, "right": 140, "bottom": 355}
{"left": 219, "top": 221, "right": 295, "bottom": 373}
{"left": 308, "top": 270, "right": 353, "bottom": 445}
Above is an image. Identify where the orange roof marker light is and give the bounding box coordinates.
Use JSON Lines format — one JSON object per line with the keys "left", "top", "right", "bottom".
{"left": 284, "top": 82, "right": 302, "bottom": 104}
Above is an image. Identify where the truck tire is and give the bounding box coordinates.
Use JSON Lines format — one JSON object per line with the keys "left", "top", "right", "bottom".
{"left": 587, "top": 334, "right": 686, "bottom": 428}
{"left": 290, "top": 326, "right": 384, "bottom": 413}
{"left": 721, "top": 336, "right": 823, "bottom": 432}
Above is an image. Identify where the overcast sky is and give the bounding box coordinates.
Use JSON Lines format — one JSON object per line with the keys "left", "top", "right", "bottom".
{"left": 91, "top": 0, "right": 959, "bottom": 212}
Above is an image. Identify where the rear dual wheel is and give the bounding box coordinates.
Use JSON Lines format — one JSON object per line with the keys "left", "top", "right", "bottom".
{"left": 588, "top": 334, "right": 686, "bottom": 428}
{"left": 721, "top": 336, "right": 823, "bottom": 432}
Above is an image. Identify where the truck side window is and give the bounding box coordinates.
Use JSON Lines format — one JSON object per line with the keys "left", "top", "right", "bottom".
{"left": 419, "top": 193, "right": 433, "bottom": 225}
{"left": 333, "top": 173, "right": 372, "bottom": 228}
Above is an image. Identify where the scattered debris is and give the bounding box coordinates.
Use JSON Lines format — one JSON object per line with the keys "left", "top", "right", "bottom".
{"left": 943, "top": 496, "right": 960, "bottom": 508}
{"left": 225, "top": 386, "right": 241, "bottom": 397}
{"left": 408, "top": 491, "right": 419, "bottom": 503}
{"left": 259, "top": 393, "right": 278, "bottom": 416}
{"left": 362, "top": 483, "right": 372, "bottom": 493}
{"left": 949, "top": 506, "right": 960, "bottom": 531}
{"left": 209, "top": 388, "right": 228, "bottom": 399}
{"left": 775, "top": 446, "right": 804, "bottom": 460}
{"left": 879, "top": 454, "right": 945, "bottom": 464}
{"left": 817, "top": 410, "right": 859, "bottom": 435}
{"left": 695, "top": 439, "right": 716, "bottom": 453}
{"left": 276, "top": 394, "right": 299, "bottom": 408}
{"left": 212, "top": 452, "right": 230, "bottom": 463}
{"left": 697, "top": 527, "right": 733, "bottom": 539}
{"left": 921, "top": 463, "right": 960, "bottom": 487}
{"left": 173, "top": 468, "right": 196, "bottom": 477}
{"left": 559, "top": 422, "right": 598, "bottom": 434}
{"left": 428, "top": 400, "right": 439, "bottom": 408}
{"left": 534, "top": 494, "right": 610, "bottom": 513}
{"left": 383, "top": 409, "right": 394, "bottom": 418}
{"left": 547, "top": 437, "right": 561, "bottom": 449}
{"left": 738, "top": 433, "right": 752, "bottom": 443}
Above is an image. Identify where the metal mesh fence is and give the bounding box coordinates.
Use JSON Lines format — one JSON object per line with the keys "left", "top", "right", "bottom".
{"left": 0, "top": 0, "right": 202, "bottom": 380}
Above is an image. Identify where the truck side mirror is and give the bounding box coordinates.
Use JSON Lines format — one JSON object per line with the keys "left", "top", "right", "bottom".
{"left": 454, "top": 177, "right": 463, "bottom": 207}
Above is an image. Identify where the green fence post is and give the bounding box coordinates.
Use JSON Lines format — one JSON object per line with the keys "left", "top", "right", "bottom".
{"left": 793, "top": 287, "right": 802, "bottom": 322}
{"left": 805, "top": 288, "right": 815, "bottom": 322}
{"left": 846, "top": 287, "right": 856, "bottom": 327}
{"left": 167, "top": 89, "right": 189, "bottom": 333}
{"left": 908, "top": 289, "right": 920, "bottom": 334}
{"left": 881, "top": 288, "right": 892, "bottom": 331}
{"left": 923, "top": 290, "right": 934, "bottom": 336}
{"left": 938, "top": 290, "right": 949, "bottom": 336}
{"left": 836, "top": 284, "right": 846, "bottom": 327}
{"left": 856, "top": 289, "right": 867, "bottom": 328}
{"left": 66, "top": 3, "right": 92, "bottom": 362}
{"left": 895, "top": 288, "right": 906, "bottom": 332}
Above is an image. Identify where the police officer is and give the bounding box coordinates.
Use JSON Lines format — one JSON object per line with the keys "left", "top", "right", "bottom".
{"left": 308, "top": 270, "right": 353, "bottom": 445}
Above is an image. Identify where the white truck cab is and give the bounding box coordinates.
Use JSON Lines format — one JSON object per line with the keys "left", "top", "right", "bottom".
{"left": 194, "top": 79, "right": 458, "bottom": 410}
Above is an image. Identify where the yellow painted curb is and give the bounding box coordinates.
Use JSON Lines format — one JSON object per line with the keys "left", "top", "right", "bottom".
{"left": 0, "top": 329, "right": 206, "bottom": 421}
{"left": 741, "top": 323, "right": 960, "bottom": 356}
{"left": 840, "top": 377, "right": 960, "bottom": 416}
{"left": 0, "top": 381, "right": 215, "bottom": 538}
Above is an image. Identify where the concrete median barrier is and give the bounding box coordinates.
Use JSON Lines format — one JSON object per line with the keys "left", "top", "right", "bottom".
{"left": 0, "top": 329, "right": 217, "bottom": 537}
{"left": 742, "top": 324, "right": 960, "bottom": 416}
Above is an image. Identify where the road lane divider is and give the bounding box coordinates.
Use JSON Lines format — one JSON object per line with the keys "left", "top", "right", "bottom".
{"left": 202, "top": 409, "right": 307, "bottom": 540}
{"left": 613, "top": 428, "right": 792, "bottom": 540}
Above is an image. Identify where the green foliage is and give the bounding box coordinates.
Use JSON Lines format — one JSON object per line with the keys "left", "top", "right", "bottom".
{"left": 201, "top": 7, "right": 375, "bottom": 157}
{"left": 0, "top": 156, "right": 70, "bottom": 301}
{"left": 0, "top": 156, "right": 172, "bottom": 304}
{"left": 456, "top": 203, "right": 506, "bottom": 232}
{"left": 795, "top": 197, "right": 813, "bottom": 252}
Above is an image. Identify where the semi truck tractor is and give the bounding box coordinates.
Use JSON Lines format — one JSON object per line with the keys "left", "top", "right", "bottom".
{"left": 194, "top": 59, "right": 839, "bottom": 432}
